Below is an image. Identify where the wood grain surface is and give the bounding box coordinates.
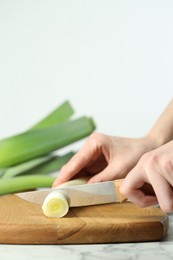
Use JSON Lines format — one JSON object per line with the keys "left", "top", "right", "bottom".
{"left": 0, "top": 195, "right": 168, "bottom": 244}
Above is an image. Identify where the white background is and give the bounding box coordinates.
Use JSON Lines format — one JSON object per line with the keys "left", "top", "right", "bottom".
{"left": 0, "top": 0, "right": 172, "bottom": 148}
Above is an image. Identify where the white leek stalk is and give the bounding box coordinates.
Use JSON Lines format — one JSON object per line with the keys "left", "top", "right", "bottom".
{"left": 42, "top": 177, "right": 89, "bottom": 218}
{"left": 42, "top": 191, "right": 69, "bottom": 218}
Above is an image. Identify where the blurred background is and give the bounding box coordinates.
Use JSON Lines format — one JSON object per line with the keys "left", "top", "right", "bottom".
{"left": 0, "top": 0, "right": 172, "bottom": 150}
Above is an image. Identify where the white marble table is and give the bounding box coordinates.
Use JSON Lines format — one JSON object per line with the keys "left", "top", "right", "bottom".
{"left": 0, "top": 213, "right": 173, "bottom": 260}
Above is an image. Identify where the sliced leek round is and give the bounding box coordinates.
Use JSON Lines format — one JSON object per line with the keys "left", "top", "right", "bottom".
{"left": 42, "top": 177, "right": 89, "bottom": 218}
{"left": 42, "top": 191, "right": 69, "bottom": 218}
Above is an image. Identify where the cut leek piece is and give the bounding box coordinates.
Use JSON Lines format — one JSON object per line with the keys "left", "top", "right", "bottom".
{"left": 42, "top": 191, "right": 69, "bottom": 218}
{"left": 0, "top": 175, "right": 55, "bottom": 195}
{"left": 31, "top": 100, "right": 74, "bottom": 130}
{"left": 42, "top": 177, "right": 89, "bottom": 218}
{"left": 0, "top": 117, "right": 96, "bottom": 168}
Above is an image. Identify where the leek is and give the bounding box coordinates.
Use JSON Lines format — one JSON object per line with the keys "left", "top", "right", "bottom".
{"left": 42, "top": 191, "right": 69, "bottom": 218}
{"left": 0, "top": 175, "right": 55, "bottom": 195}
{"left": 2, "top": 152, "right": 75, "bottom": 178}
{"left": 31, "top": 100, "right": 74, "bottom": 130}
{"left": 0, "top": 117, "right": 95, "bottom": 168}
{"left": 0, "top": 169, "right": 5, "bottom": 178}
{"left": 2, "top": 155, "right": 54, "bottom": 178}
{"left": 22, "top": 152, "right": 75, "bottom": 176}
{"left": 0, "top": 100, "right": 96, "bottom": 196}
{"left": 42, "top": 177, "right": 89, "bottom": 218}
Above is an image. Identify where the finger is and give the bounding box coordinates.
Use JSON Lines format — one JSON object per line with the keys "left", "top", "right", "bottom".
{"left": 147, "top": 170, "right": 173, "bottom": 213}
{"left": 159, "top": 160, "right": 173, "bottom": 187}
{"left": 88, "top": 158, "right": 136, "bottom": 184}
{"left": 120, "top": 166, "right": 158, "bottom": 207}
{"left": 52, "top": 139, "right": 101, "bottom": 187}
{"left": 84, "top": 155, "right": 107, "bottom": 174}
{"left": 88, "top": 163, "right": 117, "bottom": 183}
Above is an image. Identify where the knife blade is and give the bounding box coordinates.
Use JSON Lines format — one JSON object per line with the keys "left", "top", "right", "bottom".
{"left": 15, "top": 179, "right": 126, "bottom": 207}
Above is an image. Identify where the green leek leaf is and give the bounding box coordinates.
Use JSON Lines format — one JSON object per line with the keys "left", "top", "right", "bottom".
{"left": 0, "top": 117, "right": 95, "bottom": 167}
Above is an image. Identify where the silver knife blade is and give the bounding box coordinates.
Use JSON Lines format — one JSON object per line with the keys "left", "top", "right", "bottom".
{"left": 15, "top": 181, "right": 121, "bottom": 207}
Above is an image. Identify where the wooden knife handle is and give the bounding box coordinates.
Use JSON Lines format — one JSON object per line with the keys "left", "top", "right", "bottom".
{"left": 113, "top": 179, "right": 155, "bottom": 203}
{"left": 113, "top": 179, "right": 127, "bottom": 203}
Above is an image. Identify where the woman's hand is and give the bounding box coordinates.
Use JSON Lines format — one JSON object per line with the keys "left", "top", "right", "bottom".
{"left": 120, "top": 140, "right": 173, "bottom": 213}
{"left": 53, "top": 132, "right": 158, "bottom": 187}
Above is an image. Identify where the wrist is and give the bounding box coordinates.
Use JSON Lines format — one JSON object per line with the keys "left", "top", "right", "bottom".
{"left": 145, "top": 132, "right": 168, "bottom": 149}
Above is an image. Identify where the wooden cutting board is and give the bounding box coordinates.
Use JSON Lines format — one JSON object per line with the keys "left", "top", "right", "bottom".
{"left": 0, "top": 194, "right": 168, "bottom": 244}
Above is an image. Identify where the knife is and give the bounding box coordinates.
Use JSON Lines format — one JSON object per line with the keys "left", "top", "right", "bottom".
{"left": 15, "top": 179, "right": 126, "bottom": 207}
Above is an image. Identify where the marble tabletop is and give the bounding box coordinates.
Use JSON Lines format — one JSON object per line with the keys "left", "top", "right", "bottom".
{"left": 0, "top": 213, "right": 173, "bottom": 260}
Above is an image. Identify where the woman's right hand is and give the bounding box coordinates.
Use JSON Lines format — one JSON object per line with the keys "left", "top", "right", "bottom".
{"left": 120, "top": 140, "right": 173, "bottom": 213}
{"left": 52, "top": 132, "right": 159, "bottom": 187}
